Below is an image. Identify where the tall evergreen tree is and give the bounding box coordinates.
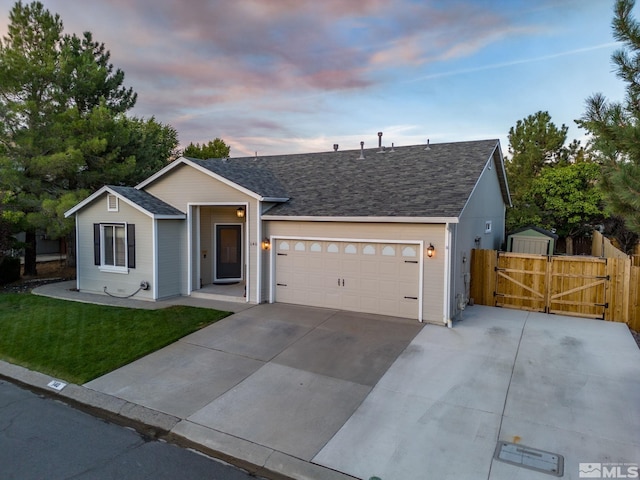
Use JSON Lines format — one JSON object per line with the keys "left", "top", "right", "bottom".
{"left": 578, "top": 0, "right": 640, "bottom": 234}
{"left": 505, "top": 111, "right": 570, "bottom": 232}
{"left": 0, "top": 2, "right": 177, "bottom": 274}
{"left": 506, "top": 111, "right": 568, "bottom": 198}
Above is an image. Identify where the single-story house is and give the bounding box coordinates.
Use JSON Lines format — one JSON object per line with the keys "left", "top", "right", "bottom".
{"left": 65, "top": 138, "right": 511, "bottom": 325}
{"left": 507, "top": 226, "right": 558, "bottom": 255}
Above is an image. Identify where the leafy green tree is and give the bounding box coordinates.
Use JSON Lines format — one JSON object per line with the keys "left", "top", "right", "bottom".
{"left": 120, "top": 117, "right": 180, "bottom": 184}
{"left": 505, "top": 111, "right": 572, "bottom": 232}
{"left": 524, "top": 162, "right": 604, "bottom": 238}
{"left": 183, "top": 138, "right": 230, "bottom": 159}
{"left": 578, "top": 0, "right": 640, "bottom": 234}
{"left": 0, "top": 2, "right": 177, "bottom": 274}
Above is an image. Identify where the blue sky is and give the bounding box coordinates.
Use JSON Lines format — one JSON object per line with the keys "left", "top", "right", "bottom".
{"left": 0, "top": 0, "right": 628, "bottom": 157}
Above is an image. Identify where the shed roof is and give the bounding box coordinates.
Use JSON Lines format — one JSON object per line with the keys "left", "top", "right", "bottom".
{"left": 508, "top": 225, "right": 559, "bottom": 240}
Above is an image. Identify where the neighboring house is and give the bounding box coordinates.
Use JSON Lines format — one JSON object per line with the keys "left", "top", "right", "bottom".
{"left": 507, "top": 226, "right": 558, "bottom": 256}
{"left": 65, "top": 138, "right": 511, "bottom": 325}
{"left": 14, "top": 231, "right": 67, "bottom": 256}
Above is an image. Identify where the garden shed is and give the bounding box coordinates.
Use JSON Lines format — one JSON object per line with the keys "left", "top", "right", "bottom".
{"left": 507, "top": 226, "right": 557, "bottom": 255}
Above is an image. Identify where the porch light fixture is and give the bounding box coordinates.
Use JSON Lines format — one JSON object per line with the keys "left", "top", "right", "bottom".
{"left": 236, "top": 207, "right": 245, "bottom": 218}
{"left": 427, "top": 244, "right": 435, "bottom": 258}
{"left": 261, "top": 238, "right": 271, "bottom": 250}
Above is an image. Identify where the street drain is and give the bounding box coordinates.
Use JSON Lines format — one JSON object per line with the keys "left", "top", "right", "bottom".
{"left": 494, "top": 441, "right": 564, "bottom": 477}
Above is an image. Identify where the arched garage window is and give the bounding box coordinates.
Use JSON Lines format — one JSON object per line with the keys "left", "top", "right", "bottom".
{"left": 402, "top": 246, "right": 417, "bottom": 257}
{"left": 278, "top": 241, "right": 290, "bottom": 251}
{"left": 363, "top": 245, "right": 376, "bottom": 255}
{"left": 344, "top": 244, "right": 357, "bottom": 254}
{"left": 382, "top": 245, "right": 396, "bottom": 256}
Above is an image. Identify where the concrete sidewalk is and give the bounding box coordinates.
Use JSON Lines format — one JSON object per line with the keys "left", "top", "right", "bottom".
{"left": 3, "top": 283, "right": 639, "bottom": 480}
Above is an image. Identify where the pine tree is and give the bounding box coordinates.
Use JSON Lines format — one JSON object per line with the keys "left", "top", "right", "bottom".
{"left": 0, "top": 2, "right": 177, "bottom": 274}
{"left": 578, "top": 0, "right": 640, "bottom": 234}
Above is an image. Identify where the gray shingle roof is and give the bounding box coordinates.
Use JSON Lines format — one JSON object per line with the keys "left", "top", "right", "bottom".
{"left": 193, "top": 139, "right": 504, "bottom": 218}
{"left": 108, "top": 186, "right": 185, "bottom": 217}
{"left": 187, "top": 157, "right": 289, "bottom": 199}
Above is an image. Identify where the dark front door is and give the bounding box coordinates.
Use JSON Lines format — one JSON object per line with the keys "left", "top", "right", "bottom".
{"left": 215, "top": 225, "right": 242, "bottom": 281}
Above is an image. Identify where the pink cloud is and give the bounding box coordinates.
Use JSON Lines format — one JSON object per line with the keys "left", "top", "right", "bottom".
{"left": 0, "top": 0, "right": 549, "bottom": 156}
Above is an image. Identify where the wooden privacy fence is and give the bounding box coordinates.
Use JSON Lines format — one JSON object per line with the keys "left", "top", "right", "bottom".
{"left": 470, "top": 249, "right": 640, "bottom": 331}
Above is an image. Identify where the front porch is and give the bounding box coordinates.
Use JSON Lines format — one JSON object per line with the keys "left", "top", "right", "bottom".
{"left": 190, "top": 281, "right": 247, "bottom": 304}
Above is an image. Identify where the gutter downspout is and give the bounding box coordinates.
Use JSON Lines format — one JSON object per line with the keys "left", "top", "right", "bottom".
{"left": 444, "top": 222, "right": 453, "bottom": 328}
{"left": 75, "top": 213, "right": 80, "bottom": 291}
{"left": 255, "top": 202, "right": 261, "bottom": 303}
{"left": 152, "top": 219, "right": 158, "bottom": 300}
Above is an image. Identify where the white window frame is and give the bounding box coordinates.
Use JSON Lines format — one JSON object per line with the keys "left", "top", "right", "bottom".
{"left": 99, "top": 223, "right": 128, "bottom": 274}
{"left": 485, "top": 220, "right": 492, "bottom": 234}
{"left": 107, "top": 194, "right": 119, "bottom": 212}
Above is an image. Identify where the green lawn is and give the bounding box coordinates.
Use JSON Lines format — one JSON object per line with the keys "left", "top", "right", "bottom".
{"left": 0, "top": 293, "right": 231, "bottom": 384}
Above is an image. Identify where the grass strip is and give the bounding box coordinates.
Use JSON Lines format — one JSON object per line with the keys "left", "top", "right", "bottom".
{"left": 0, "top": 293, "right": 231, "bottom": 384}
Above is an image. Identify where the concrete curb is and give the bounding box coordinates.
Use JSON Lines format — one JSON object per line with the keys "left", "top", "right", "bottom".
{"left": 0, "top": 360, "right": 359, "bottom": 480}
{"left": 0, "top": 360, "right": 179, "bottom": 437}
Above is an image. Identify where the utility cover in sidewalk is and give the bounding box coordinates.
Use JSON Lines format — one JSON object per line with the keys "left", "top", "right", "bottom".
{"left": 494, "top": 441, "right": 564, "bottom": 477}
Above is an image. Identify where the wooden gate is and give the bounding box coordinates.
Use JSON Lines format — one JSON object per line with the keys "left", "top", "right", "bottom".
{"left": 493, "top": 252, "right": 608, "bottom": 319}
{"left": 495, "top": 252, "right": 547, "bottom": 312}
{"left": 547, "top": 256, "right": 607, "bottom": 319}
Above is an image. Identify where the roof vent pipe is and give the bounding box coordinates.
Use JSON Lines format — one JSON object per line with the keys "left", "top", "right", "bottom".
{"left": 359, "top": 141, "right": 365, "bottom": 160}
{"left": 333, "top": 144, "right": 339, "bottom": 152}
{"left": 378, "top": 131, "right": 383, "bottom": 148}
{"left": 424, "top": 139, "right": 431, "bottom": 151}
{"left": 390, "top": 142, "right": 395, "bottom": 152}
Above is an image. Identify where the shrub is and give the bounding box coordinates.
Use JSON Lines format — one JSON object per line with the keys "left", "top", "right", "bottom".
{"left": 0, "top": 256, "right": 20, "bottom": 284}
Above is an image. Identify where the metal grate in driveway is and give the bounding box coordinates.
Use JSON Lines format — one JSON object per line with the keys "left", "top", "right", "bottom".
{"left": 494, "top": 441, "right": 564, "bottom": 477}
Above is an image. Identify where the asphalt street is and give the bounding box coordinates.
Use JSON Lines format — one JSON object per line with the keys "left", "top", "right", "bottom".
{"left": 0, "top": 380, "right": 261, "bottom": 480}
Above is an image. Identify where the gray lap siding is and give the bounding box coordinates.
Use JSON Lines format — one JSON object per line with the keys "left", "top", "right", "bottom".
{"left": 75, "top": 194, "right": 155, "bottom": 300}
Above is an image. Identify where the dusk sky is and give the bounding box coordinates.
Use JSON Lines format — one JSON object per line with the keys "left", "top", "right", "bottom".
{"left": 0, "top": 0, "right": 628, "bottom": 157}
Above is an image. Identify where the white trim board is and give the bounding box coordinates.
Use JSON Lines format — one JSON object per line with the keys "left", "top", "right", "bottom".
{"left": 263, "top": 215, "right": 459, "bottom": 224}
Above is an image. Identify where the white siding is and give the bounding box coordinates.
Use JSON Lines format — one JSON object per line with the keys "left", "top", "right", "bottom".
{"left": 264, "top": 221, "right": 446, "bottom": 324}
{"left": 75, "top": 193, "right": 154, "bottom": 300}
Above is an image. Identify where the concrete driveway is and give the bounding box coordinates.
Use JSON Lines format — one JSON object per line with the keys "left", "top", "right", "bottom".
{"left": 86, "top": 303, "right": 423, "bottom": 463}
{"left": 315, "top": 306, "right": 640, "bottom": 480}
{"left": 84, "top": 302, "right": 640, "bottom": 480}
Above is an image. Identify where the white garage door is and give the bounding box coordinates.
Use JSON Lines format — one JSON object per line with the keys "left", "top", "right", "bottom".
{"left": 274, "top": 239, "right": 421, "bottom": 319}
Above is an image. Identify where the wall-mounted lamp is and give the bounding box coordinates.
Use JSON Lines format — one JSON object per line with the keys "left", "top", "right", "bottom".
{"left": 261, "top": 238, "right": 271, "bottom": 250}
{"left": 236, "top": 207, "right": 245, "bottom": 218}
{"left": 427, "top": 243, "right": 435, "bottom": 258}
